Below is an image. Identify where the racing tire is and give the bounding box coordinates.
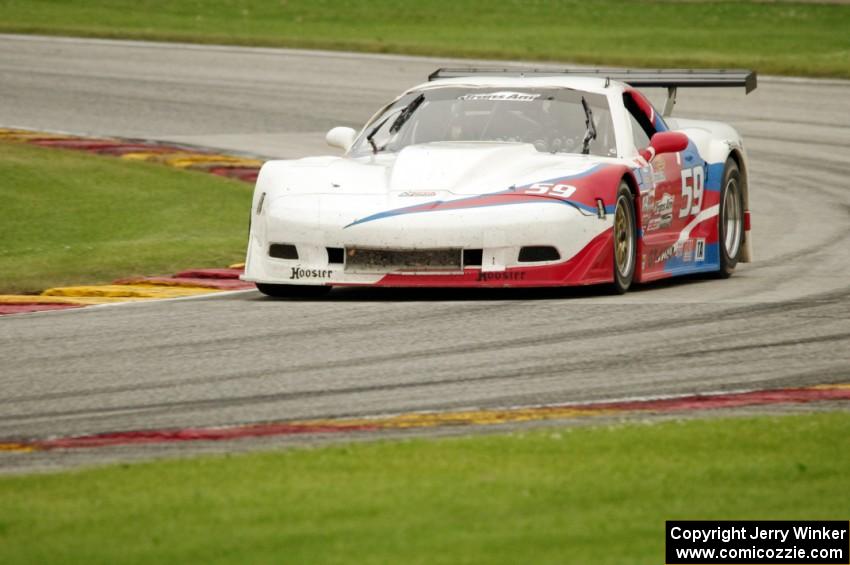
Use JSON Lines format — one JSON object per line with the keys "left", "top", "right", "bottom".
{"left": 256, "top": 283, "right": 331, "bottom": 298}
{"left": 610, "top": 182, "right": 637, "bottom": 294}
{"left": 717, "top": 159, "right": 744, "bottom": 278}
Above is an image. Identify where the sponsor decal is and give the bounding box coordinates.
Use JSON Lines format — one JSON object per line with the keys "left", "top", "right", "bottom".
{"left": 476, "top": 271, "right": 526, "bottom": 282}
{"left": 652, "top": 243, "right": 679, "bottom": 264}
{"left": 644, "top": 193, "right": 673, "bottom": 232}
{"left": 290, "top": 267, "right": 333, "bottom": 280}
{"left": 398, "top": 191, "right": 437, "bottom": 197}
{"left": 650, "top": 158, "right": 667, "bottom": 183}
{"left": 655, "top": 193, "right": 674, "bottom": 215}
{"left": 650, "top": 238, "right": 706, "bottom": 265}
{"left": 458, "top": 91, "right": 541, "bottom": 102}
{"left": 635, "top": 166, "right": 653, "bottom": 189}
{"left": 695, "top": 238, "right": 706, "bottom": 262}
{"left": 682, "top": 239, "right": 695, "bottom": 263}
{"left": 640, "top": 188, "right": 656, "bottom": 224}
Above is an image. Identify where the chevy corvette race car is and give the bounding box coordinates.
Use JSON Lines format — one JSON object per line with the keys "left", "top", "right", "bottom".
{"left": 243, "top": 68, "right": 756, "bottom": 296}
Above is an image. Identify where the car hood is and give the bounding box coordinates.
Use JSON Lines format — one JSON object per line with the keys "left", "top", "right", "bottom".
{"left": 265, "top": 142, "right": 614, "bottom": 196}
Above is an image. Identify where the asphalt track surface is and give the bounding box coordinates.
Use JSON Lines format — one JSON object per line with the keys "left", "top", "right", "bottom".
{"left": 1, "top": 35, "right": 849, "bottom": 471}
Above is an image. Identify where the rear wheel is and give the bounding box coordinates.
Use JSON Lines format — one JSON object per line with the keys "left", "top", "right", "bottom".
{"left": 256, "top": 283, "right": 331, "bottom": 298}
{"left": 718, "top": 159, "right": 744, "bottom": 278}
{"left": 611, "top": 182, "right": 637, "bottom": 294}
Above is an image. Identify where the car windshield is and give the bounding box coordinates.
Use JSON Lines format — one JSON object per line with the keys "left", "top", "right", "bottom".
{"left": 350, "top": 87, "right": 616, "bottom": 157}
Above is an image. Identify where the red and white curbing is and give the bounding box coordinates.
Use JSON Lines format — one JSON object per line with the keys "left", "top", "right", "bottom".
{"left": 0, "top": 126, "right": 264, "bottom": 315}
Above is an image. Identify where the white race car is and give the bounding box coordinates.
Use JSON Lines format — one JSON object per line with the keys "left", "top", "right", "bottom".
{"left": 243, "top": 68, "right": 756, "bottom": 296}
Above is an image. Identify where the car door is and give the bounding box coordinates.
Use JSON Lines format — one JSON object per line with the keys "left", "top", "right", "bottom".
{"left": 623, "top": 90, "right": 694, "bottom": 280}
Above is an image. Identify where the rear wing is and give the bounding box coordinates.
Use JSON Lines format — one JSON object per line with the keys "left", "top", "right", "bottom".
{"left": 427, "top": 68, "right": 757, "bottom": 116}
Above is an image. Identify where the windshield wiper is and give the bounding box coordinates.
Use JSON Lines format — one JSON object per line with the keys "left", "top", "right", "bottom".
{"left": 365, "top": 93, "right": 425, "bottom": 154}
{"left": 389, "top": 93, "right": 424, "bottom": 134}
{"left": 365, "top": 114, "right": 392, "bottom": 154}
{"left": 581, "top": 96, "right": 597, "bottom": 155}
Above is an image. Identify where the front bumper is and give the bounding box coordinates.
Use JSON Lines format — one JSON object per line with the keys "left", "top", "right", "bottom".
{"left": 242, "top": 195, "right": 615, "bottom": 288}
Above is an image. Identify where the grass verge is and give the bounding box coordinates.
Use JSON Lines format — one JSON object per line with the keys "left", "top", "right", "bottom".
{"left": 1, "top": 412, "right": 848, "bottom": 564}
{"left": 0, "top": 0, "right": 848, "bottom": 78}
{"left": 0, "top": 142, "right": 251, "bottom": 293}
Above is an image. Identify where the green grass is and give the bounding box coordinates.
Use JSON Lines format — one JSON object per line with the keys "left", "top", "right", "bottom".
{"left": 0, "top": 412, "right": 847, "bottom": 564}
{"left": 0, "top": 142, "right": 251, "bottom": 293}
{"left": 1, "top": 0, "right": 849, "bottom": 78}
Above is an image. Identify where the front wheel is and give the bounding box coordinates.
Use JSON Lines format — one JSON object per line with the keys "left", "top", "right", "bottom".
{"left": 610, "top": 182, "right": 637, "bottom": 294}
{"left": 717, "top": 159, "right": 744, "bottom": 278}
{"left": 256, "top": 283, "right": 331, "bottom": 298}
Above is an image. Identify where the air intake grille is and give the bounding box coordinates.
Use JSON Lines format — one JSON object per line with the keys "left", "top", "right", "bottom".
{"left": 345, "top": 248, "right": 462, "bottom": 273}
{"left": 518, "top": 246, "right": 560, "bottom": 262}
{"left": 269, "top": 243, "right": 298, "bottom": 260}
{"left": 327, "top": 247, "right": 344, "bottom": 264}
{"left": 463, "top": 249, "right": 483, "bottom": 266}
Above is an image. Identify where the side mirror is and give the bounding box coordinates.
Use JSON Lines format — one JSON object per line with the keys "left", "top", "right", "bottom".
{"left": 640, "top": 131, "right": 689, "bottom": 161}
{"left": 326, "top": 127, "right": 357, "bottom": 151}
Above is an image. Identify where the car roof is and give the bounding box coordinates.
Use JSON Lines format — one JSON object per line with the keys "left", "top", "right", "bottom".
{"left": 406, "top": 75, "right": 626, "bottom": 97}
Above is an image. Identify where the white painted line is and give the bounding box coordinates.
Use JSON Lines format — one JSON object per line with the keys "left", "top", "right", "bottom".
{"left": 311, "top": 384, "right": 790, "bottom": 423}
{"left": 0, "top": 289, "right": 259, "bottom": 319}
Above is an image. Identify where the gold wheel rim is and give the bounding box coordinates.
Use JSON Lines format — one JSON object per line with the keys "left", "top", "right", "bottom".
{"left": 614, "top": 196, "right": 634, "bottom": 276}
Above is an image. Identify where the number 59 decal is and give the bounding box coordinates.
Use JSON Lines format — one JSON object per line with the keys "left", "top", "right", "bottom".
{"left": 523, "top": 182, "right": 577, "bottom": 198}
{"left": 679, "top": 165, "right": 704, "bottom": 218}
